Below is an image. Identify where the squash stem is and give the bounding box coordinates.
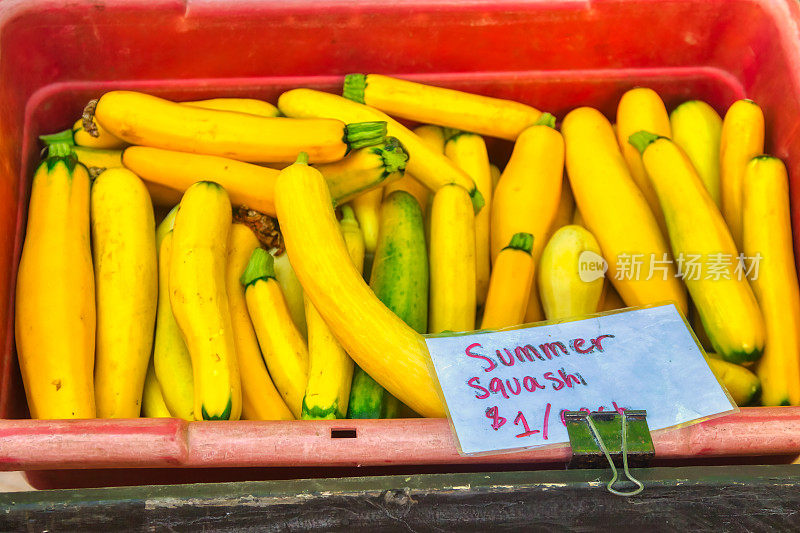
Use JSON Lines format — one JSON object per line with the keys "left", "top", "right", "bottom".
{"left": 39, "top": 129, "right": 74, "bottom": 146}
{"left": 377, "top": 137, "right": 409, "bottom": 176}
{"left": 342, "top": 73, "right": 367, "bottom": 104}
{"left": 48, "top": 142, "right": 72, "bottom": 158}
{"left": 240, "top": 247, "right": 275, "bottom": 286}
{"left": 340, "top": 204, "right": 358, "bottom": 225}
{"left": 45, "top": 143, "right": 78, "bottom": 172}
{"left": 628, "top": 130, "right": 660, "bottom": 154}
{"left": 534, "top": 112, "right": 557, "bottom": 128}
{"left": 344, "top": 121, "right": 387, "bottom": 150}
{"left": 504, "top": 232, "right": 534, "bottom": 254}
{"left": 470, "top": 187, "right": 485, "bottom": 214}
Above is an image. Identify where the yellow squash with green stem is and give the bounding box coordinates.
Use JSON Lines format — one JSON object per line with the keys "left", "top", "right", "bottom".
{"left": 343, "top": 73, "right": 542, "bottom": 140}
{"left": 243, "top": 248, "right": 309, "bottom": 418}
{"left": 301, "top": 297, "right": 353, "bottom": 420}
{"left": 630, "top": 131, "right": 764, "bottom": 363}
{"left": 481, "top": 233, "right": 535, "bottom": 329}
{"left": 275, "top": 154, "right": 445, "bottom": 417}
{"left": 277, "top": 88, "right": 484, "bottom": 212}
{"left": 42, "top": 97, "right": 282, "bottom": 151}
{"left": 315, "top": 136, "right": 408, "bottom": 206}
{"left": 227, "top": 224, "right": 294, "bottom": 420}
{"left": 125, "top": 139, "right": 406, "bottom": 216}
{"left": 15, "top": 145, "right": 95, "bottom": 419}
{"left": 170, "top": 182, "right": 241, "bottom": 420}
{"left": 87, "top": 90, "right": 387, "bottom": 163}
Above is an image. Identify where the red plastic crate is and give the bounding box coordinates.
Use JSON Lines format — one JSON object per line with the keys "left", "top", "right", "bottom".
{"left": 2, "top": 0, "right": 800, "bottom": 488}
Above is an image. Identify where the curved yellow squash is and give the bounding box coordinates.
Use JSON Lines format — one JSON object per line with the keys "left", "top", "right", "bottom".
{"left": 633, "top": 132, "right": 763, "bottom": 363}
{"left": 275, "top": 155, "right": 446, "bottom": 417}
{"left": 343, "top": 73, "right": 542, "bottom": 141}
{"left": 228, "top": 224, "right": 294, "bottom": 420}
{"left": 615, "top": 87, "right": 671, "bottom": 236}
{"left": 170, "top": 182, "right": 241, "bottom": 420}
{"left": 70, "top": 97, "right": 279, "bottom": 150}
{"left": 301, "top": 207, "right": 363, "bottom": 420}
{"left": 562, "top": 107, "right": 686, "bottom": 315}
{"left": 93, "top": 90, "right": 385, "bottom": 163}
{"left": 15, "top": 150, "right": 95, "bottom": 419}
{"left": 720, "top": 99, "right": 764, "bottom": 250}
{"left": 242, "top": 249, "right": 309, "bottom": 418}
{"left": 123, "top": 147, "right": 280, "bottom": 215}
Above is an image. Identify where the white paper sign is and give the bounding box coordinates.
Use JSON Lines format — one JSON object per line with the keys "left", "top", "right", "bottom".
{"left": 424, "top": 304, "right": 736, "bottom": 456}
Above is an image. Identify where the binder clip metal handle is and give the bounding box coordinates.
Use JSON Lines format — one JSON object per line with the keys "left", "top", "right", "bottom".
{"left": 565, "top": 409, "right": 654, "bottom": 497}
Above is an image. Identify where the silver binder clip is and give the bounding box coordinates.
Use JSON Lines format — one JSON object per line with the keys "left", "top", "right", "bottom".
{"left": 564, "top": 409, "right": 653, "bottom": 497}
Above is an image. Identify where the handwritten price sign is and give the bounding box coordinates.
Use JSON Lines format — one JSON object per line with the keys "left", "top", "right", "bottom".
{"left": 424, "top": 304, "right": 736, "bottom": 456}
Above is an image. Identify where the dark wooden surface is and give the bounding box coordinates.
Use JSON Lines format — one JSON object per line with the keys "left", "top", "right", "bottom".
{"left": 2, "top": 465, "right": 800, "bottom": 532}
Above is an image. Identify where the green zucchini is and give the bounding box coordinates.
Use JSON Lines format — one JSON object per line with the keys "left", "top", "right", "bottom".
{"left": 347, "top": 190, "right": 428, "bottom": 418}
